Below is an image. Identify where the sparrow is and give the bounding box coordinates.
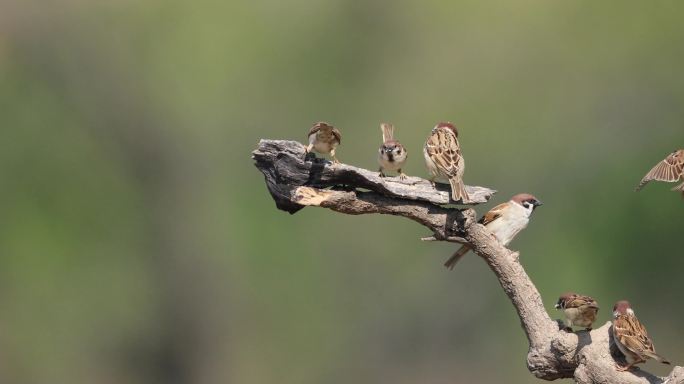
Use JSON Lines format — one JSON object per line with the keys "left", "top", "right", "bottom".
{"left": 378, "top": 123, "right": 408, "bottom": 179}
{"left": 423, "top": 122, "right": 468, "bottom": 202}
{"left": 636, "top": 149, "right": 684, "bottom": 197}
{"left": 612, "top": 300, "right": 671, "bottom": 372}
{"left": 305, "top": 121, "right": 341, "bottom": 163}
{"left": 554, "top": 292, "right": 599, "bottom": 331}
{"left": 444, "top": 193, "right": 542, "bottom": 269}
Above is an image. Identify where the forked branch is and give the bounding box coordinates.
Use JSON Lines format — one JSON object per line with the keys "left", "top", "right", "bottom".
{"left": 252, "top": 139, "right": 683, "bottom": 384}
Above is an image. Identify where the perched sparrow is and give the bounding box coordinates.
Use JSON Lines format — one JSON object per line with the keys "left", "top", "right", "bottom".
{"left": 612, "top": 300, "right": 671, "bottom": 371}
{"left": 636, "top": 149, "right": 684, "bottom": 197}
{"left": 305, "top": 121, "right": 341, "bottom": 163}
{"left": 555, "top": 292, "right": 599, "bottom": 331}
{"left": 423, "top": 122, "right": 468, "bottom": 202}
{"left": 378, "top": 123, "right": 408, "bottom": 179}
{"left": 444, "top": 193, "right": 542, "bottom": 269}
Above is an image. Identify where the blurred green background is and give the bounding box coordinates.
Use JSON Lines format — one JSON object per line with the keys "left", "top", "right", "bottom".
{"left": 1, "top": 1, "right": 683, "bottom": 383}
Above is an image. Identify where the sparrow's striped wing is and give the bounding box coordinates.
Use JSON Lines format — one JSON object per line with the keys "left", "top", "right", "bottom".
{"left": 478, "top": 203, "right": 507, "bottom": 226}
{"left": 424, "top": 128, "right": 463, "bottom": 178}
{"left": 636, "top": 151, "right": 684, "bottom": 191}
{"left": 308, "top": 123, "right": 341, "bottom": 144}
{"left": 613, "top": 315, "right": 656, "bottom": 358}
{"left": 331, "top": 126, "right": 342, "bottom": 144}
{"left": 307, "top": 123, "right": 321, "bottom": 138}
{"left": 564, "top": 295, "right": 599, "bottom": 311}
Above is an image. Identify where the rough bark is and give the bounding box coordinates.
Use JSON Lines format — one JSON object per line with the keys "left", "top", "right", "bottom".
{"left": 252, "top": 139, "right": 683, "bottom": 384}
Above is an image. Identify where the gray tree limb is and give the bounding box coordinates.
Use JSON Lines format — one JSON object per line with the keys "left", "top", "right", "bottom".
{"left": 252, "top": 139, "right": 683, "bottom": 384}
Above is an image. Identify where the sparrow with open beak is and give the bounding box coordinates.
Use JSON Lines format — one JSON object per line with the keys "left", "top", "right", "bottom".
{"left": 423, "top": 122, "right": 468, "bottom": 202}
{"left": 636, "top": 149, "right": 684, "bottom": 197}
{"left": 612, "top": 300, "right": 671, "bottom": 371}
{"left": 305, "top": 121, "right": 341, "bottom": 163}
{"left": 555, "top": 292, "right": 599, "bottom": 331}
{"left": 444, "top": 193, "right": 543, "bottom": 269}
{"left": 378, "top": 123, "right": 408, "bottom": 179}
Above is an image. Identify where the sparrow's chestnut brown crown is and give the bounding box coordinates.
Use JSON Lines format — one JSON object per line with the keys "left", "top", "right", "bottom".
{"left": 511, "top": 193, "right": 543, "bottom": 209}
{"left": 312, "top": 121, "right": 333, "bottom": 130}
{"left": 434, "top": 121, "right": 458, "bottom": 136}
{"left": 613, "top": 300, "right": 632, "bottom": 316}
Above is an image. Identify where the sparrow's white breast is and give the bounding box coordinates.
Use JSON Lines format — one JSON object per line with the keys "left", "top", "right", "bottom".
{"left": 486, "top": 202, "right": 530, "bottom": 246}
{"left": 563, "top": 307, "right": 595, "bottom": 328}
{"left": 309, "top": 132, "right": 337, "bottom": 154}
{"left": 378, "top": 153, "right": 406, "bottom": 171}
{"left": 378, "top": 151, "right": 406, "bottom": 171}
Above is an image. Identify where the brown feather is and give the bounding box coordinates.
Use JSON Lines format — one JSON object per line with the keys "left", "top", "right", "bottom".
{"left": 308, "top": 122, "right": 341, "bottom": 145}
{"left": 380, "top": 123, "right": 394, "bottom": 142}
{"left": 478, "top": 203, "right": 506, "bottom": 226}
{"left": 444, "top": 245, "right": 470, "bottom": 269}
{"left": 444, "top": 202, "right": 505, "bottom": 268}
{"left": 307, "top": 122, "right": 323, "bottom": 137}
{"left": 331, "top": 127, "right": 342, "bottom": 144}
{"left": 613, "top": 313, "right": 668, "bottom": 364}
{"left": 636, "top": 150, "right": 684, "bottom": 190}
{"left": 425, "top": 128, "right": 463, "bottom": 178}
{"left": 564, "top": 295, "right": 599, "bottom": 311}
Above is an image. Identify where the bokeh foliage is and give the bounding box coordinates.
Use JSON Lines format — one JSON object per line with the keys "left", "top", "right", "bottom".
{"left": 0, "top": 1, "right": 683, "bottom": 383}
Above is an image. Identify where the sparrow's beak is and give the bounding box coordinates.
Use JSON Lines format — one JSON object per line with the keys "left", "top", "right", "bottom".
{"left": 554, "top": 303, "right": 560, "bottom": 309}
{"left": 533, "top": 200, "right": 543, "bottom": 207}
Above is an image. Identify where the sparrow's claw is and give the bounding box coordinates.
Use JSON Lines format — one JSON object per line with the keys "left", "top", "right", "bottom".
{"left": 510, "top": 251, "right": 520, "bottom": 261}
{"left": 304, "top": 144, "right": 315, "bottom": 160}
{"left": 564, "top": 327, "right": 573, "bottom": 332}
{"left": 329, "top": 148, "right": 340, "bottom": 164}
{"left": 378, "top": 168, "right": 386, "bottom": 178}
{"left": 616, "top": 361, "right": 641, "bottom": 372}
{"left": 555, "top": 320, "right": 566, "bottom": 330}
{"left": 399, "top": 170, "right": 407, "bottom": 180}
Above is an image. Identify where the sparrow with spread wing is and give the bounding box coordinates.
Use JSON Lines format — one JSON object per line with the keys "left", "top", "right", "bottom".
{"left": 378, "top": 123, "right": 408, "bottom": 179}
{"left": 555, "top": 292, "right": 599, "bottom": 331}
{"left": 612, "top": 300, "right": 671, "bottom": 371}
{"left": 636, "top": 149, "right": 684, "bottom": 196}
{"left": 423, "top": 122, "right": 468, "bottom": 202}
{"left": 305, "top": 121, "right": 341, "bottom": 163}
{"left": 443, "top": 193, "right": 543, "bottom": 269}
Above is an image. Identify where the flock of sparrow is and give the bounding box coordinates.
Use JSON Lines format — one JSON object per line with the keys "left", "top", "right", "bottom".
{"left": 303, "top": 121, "right": 684, "bottom": 372}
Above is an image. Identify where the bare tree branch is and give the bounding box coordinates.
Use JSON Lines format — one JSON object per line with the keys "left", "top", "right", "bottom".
{"left": 252, "top": 139, "right": 683, "bottom": 384}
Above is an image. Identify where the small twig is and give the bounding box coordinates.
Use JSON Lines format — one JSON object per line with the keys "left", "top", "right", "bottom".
{"left": 420, "top": 236, "right": 468, "bottom": 243}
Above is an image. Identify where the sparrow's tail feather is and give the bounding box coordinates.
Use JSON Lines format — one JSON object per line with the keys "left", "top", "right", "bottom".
{"left": 381, "top": 123, "right": 394, "bottom": 142}
{"left": 444, "top": 245, "right": 470, "bottom": 270}
{"left": 449, "top": 178, "right": 469, "bottom": 203}
{"left": 644, "top": 351, "right": 671, "bottom": 365}
{"left": 635, "top": 178, "right": 650, "bottom": 191}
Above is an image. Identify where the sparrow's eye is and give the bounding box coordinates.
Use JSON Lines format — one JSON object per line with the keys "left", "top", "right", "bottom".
{"left": 380, "top": 148, "right": 385, "bottom": 154}
{"left": 396, "top": 148, "right": 402, "bottom": 154}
